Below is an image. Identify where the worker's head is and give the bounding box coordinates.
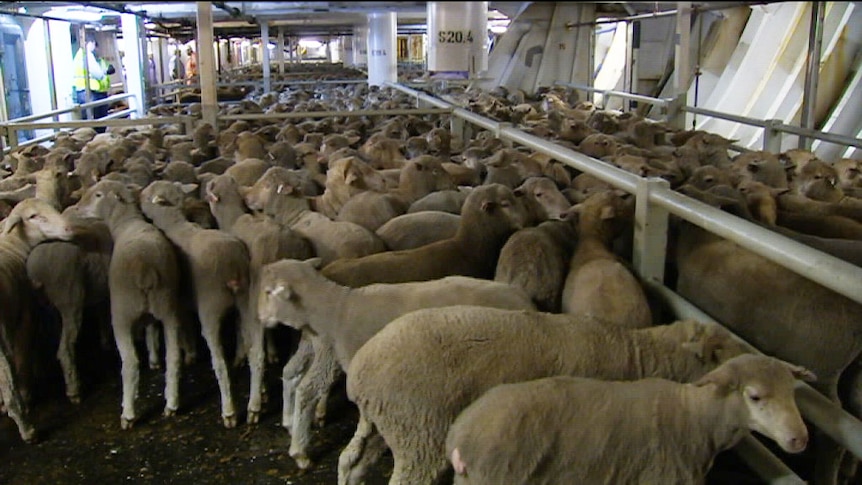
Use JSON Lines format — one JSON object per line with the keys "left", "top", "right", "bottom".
{"left": 85, "top": 32, "right": 97, "bottom": 52}
{"left": 186, "top": 46, "right": 194, "bottom": 55}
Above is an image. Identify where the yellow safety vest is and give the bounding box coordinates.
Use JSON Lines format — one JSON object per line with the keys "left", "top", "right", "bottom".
{"left": 73, "top": 48, "right": 104, "bottom": 92}
{"left": 98, "top": 59, "right": 112, "bottom": 93}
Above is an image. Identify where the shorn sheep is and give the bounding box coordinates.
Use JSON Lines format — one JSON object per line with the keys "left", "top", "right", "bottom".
{"left": 257, "top": 258, "right": 536, "bottom": 468}
{"left": 1, "top": 198, "right": 74, "bottom": 443}
{"left": 342, "top": 305, "right": 750, "bottom": 485}
{"left": 139, "top": 180, "right": 252, "bottom": 428}
{"left": 72, "top": 180, "right": 188, "bottom": 429}
{"left": 446, "top": 354, "right": 814, "bottom": 485}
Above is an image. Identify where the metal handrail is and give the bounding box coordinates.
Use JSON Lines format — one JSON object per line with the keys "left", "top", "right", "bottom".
{"left": 219, "top": 107, "right": 453, "bottom": 122}
{"left": 555, "top": 81, "right": 862, "bottom": 151}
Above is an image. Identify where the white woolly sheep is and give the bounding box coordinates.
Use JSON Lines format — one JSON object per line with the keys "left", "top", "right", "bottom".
{"left": 140, "top": 180, "right": 253, "bottom": 428}
{"left": 446, "top": 354, "right": 814, "bottom": 484}
{"left": 72, "top": 180, "right": 188, "bottom": 430}
{"left": 342, "top": 306, "right": 750, "bottom": 485}
{"left": 257, "top": 258, "right": 536, "bottom": 468}
{"left": 0, "top": 197, "right": 74, "bottom": 443}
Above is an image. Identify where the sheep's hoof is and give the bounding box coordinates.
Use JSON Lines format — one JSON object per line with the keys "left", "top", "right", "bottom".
{"left": 292, "top": 452, "right": 313, "bottom": 471}
{"left": 68, "top": 393, "right": 81, "bottom": 405}
{"left": 149, "top": 361, "right": 162, "bottom": 371}
{"left": 19, "top": 427, "right": 38, "bottom": 444}
{"left": 281, "top": 419, "right": 293, "bottom": 434}
{"left": 246, "top": 410, "right": 259, "bottom": 425}
{"left": 223, "top": 414, "right": 237, "bottom": 429}
{"left": 163, "top": 406, "right": 177, "bottom": 418}
{"left": 120, "top": 417, "right": 136, "bottom": 430}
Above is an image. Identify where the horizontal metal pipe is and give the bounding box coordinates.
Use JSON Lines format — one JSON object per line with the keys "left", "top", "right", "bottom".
{"left": 646, "top": 282, "right": 862, "bottom": 461}
{"left": 7, "top": 116, "right": 192, "bottom": 131}
{"left": 734, "top": 436, "right": 806, "bottom": 485}
{"left": 77, "top": 93, "right": 135, "bottom": 109}
{"left": 682, "top": 104, "right": 770, "bottom": 127}
{"left": 219, "top": 108, "right": 452, "bottom": 121}
{"left": 651, "top": 188, "right": 862, "bottom": 305}
{"left": 555, "top": 82, "right": 671, "bottom": 107}
{"left": 2, "top": 106, "right": 79, "bottom": 124}
{"left": 774, "top": 122, "right": 862, "bottom": 149}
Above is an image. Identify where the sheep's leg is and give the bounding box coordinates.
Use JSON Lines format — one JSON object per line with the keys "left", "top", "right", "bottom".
{"left": 145, "top": 322, "right": 162, "bottom": 370}
{"left": 838, "top": 362, "right": 862, "bottom": 485}
{"left": 281, "top": 332, "right": 314, "bottom": 432}
{"left": 338, "top": 413, "right": 387, "bottom": 485}
{"left": 198, "top": 303, "right": 236, "bottom": 429}
{"left": 290, "top": 334, "right": 343, "bottom": 470}
{"left": 243, "top": 312, "right": 266, "bottom": 425}
{"left": 112, "top": 318, "right": 140, "bottom": 430}
{"left": 389, "top": 446, "right": 446, "bottom": 485}
{"left": 265, "top": 327, "right": 280, "bottom": 364}
{"left": 0, "top": 343, "right": 36, "bottom": 443}
{"left": 159, "top": 317, "right": 183, "bottom": 419}
{"left": 56, "top": 306, "right": 83, "bottom": 404}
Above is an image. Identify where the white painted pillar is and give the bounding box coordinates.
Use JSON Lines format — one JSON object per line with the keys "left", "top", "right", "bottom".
{"left": 326, "top": 36, "right": 333, "bottom": 63}
{"left": 48, "top": 20, "right": 74, "bottom": 119}
{"left": 367, "top": 12, "right": 397, "bottom": 86}
{"left": 427, "top": 1, "right": 488, "bottom": 75}
{"left": 353, "top": 24, "right": 369, "bottom": 67}
{"left": 672, "top": 1, "right": 692, "bottom": 129}
{"left": 196, "top": 1, "right": 217, "bottom": 129}
{"left": 261, "top": 22, "right": 271, "bottom": 93}
{"left": 343, "top": 34, "right": 355, "bottom": 67}
{"left": 277, "top": 27, "right": 285, "bottom": 76}
{"left": 121, "top": 13, "right": 146, "bottom": 117}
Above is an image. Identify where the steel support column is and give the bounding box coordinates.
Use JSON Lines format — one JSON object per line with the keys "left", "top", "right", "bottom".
{"left": 799, "top": 1, "right": 824, "bottom": 149}
{"left": 261, "top": 22, "right": 271, "bottom": 93}
{"left": 196, "top": 1, "right": 217, "bottom": 129}
{"left": 277, "top": 27, "right": 285, "bottom": 76}
{"left": 121, "top": 14, "right": 146, "bottom": 117}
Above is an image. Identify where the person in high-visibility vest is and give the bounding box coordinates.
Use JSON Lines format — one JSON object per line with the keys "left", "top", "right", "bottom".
{"left": 73, "top": 33, "right": 115, "bottom": 132}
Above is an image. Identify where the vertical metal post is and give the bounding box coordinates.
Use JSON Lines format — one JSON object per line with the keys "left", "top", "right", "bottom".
{"left": 277, "top": 27, "right": 285, "bottom": 76}
{"left": 121, "top": 14, "right": 147, "bottom": 117}
{"left": 633, "top": 177, "right": 670, "bottom": 285}
{"left": 196, "top": 1, "right": 218, "bottom": 129}
{"left": 800, "top": 1, "right": 824, "bottom": 150}
{"left": 261, "top": 22, "right": 271, "bottom": 93}
{"left": 763, "top": 119, "right": 784, "bottom": 153}
{"left": 674, "top": 2, "right": 692, "bottom": 97}
{"left": 78, "top": 24, "right": 93, "bottom": 120}
{"left": 43, "top": 19, "right": 59, "bottom": 121}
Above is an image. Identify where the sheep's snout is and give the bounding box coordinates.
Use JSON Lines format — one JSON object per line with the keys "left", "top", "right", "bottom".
{"left": 784, "top": 434, "right": 808, "bottom": 454}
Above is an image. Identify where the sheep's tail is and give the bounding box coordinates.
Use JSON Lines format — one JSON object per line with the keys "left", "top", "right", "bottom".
{"left": 226, "top": 278, "right": 244, "bottom": 294}
{"left": 451, "top": 448, "right": 467, "bottom": 476}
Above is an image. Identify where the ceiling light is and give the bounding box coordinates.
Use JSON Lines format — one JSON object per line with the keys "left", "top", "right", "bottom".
{"left": 45, "top": 6, "right": 106, "bottom": 22}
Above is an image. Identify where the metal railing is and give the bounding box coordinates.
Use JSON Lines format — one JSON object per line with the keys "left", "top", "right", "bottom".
{"left": 554, "top": 82, "right": 862, "bottom": 154}
{"left": 387, "top": 80, "right": 862, "bottom": 485}
{"left": 0, "top": 93, "right": 137, "bottom": 153}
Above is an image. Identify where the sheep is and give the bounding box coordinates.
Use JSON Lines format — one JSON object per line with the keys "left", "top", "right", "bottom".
{"left": 139, "top": 180, "right": 253, "bottom": 428}
{"left": 203, "top": 173, "right": 314, "bottom": 423}
{"left": 374, "top": 211, "right": 461, "bottom": 251}
{"left": 72, "top": 179, "right": 188, "bottom": 430}
{"left": 494, "top": 219, "right": 578, "bottom": 312}
{"left": 673, "top": 202, "right": 862, "bottom": 485}
{"left": 407, "top": 187, "right": 471, "bottom": 214}
{"left": 342, "top": 306, "right": 749, "bottom": 485}
{"left": 0, "top": 197, "right": 74, "bottom": 443}
{"left": 257, "top": 258, "right": 537, "bottom": 469}
{"left": 446, "top": 354, "right": 814, "bottom": 485}
{"left": 320, "top": 183, "right": 534, "bottom": 287}
{"left": 335, "top": 154, "right": 456, "bottom": 232}
{"left": 560, "top": 190, "right": 652, "bottom": 328}
{"left": 241, "top": 167, "right": 386, "bottom": 266}
{"left": 312, "top": 156, "right": 389, "bottom": 219}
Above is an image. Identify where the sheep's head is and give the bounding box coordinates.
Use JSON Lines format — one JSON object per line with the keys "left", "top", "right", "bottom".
{"left": 258, "top": 258, "right": 323, "bottom": 330}
{"left": 694, "top": 354, "right": 814, "bottom": 454}
{"left": 74, "top": 179, "right": 141, "bottom": 220}
{"left": 2, "top": 197, "right": 74, "bottom": 246}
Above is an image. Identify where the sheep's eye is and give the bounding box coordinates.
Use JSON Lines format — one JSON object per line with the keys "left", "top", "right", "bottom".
{"left": 28, "top": 213, "right": 39, "bottom": 220}
{"left": 95, "top": 192, "right": 103, "bottom": 198}
{"left": 747, "top": 392, "right": 762, "bottom": 402}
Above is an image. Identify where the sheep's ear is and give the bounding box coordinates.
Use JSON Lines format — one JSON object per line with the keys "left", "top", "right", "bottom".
{"left": 2, "top": 212, "right": 22, "bottom": 234}
{"left": 779, "top": 360, "right": 817, "bottom": 383}
{"left": 560, "top": 204, "right": 582, "bottom": 222}
{"left": 693, "top": 364, "right": 738, "bottom": 393}
{"left": 179, "top": 183, "right": 198, "bottom": 195}
{"left": 480, "top": 200, "right": 497, "bottom": 212}
{"left": 599, "top": 205, "right": 616, "bottom": 220}
{"left": 304, "top": 257, "right": 323, "bottom": 269}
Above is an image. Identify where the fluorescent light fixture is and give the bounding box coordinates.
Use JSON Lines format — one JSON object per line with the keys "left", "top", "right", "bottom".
{"left": 298, "top": 39, "right": 322, "bottom": 49}
{"left": 489, "top": 19, "right": 510, "bottom": 34}
{"left": 46, "top": 6, "right": 106, "bottom": 22}
{"left": 490, "top": 24, "right": 508, "bottom": 34}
